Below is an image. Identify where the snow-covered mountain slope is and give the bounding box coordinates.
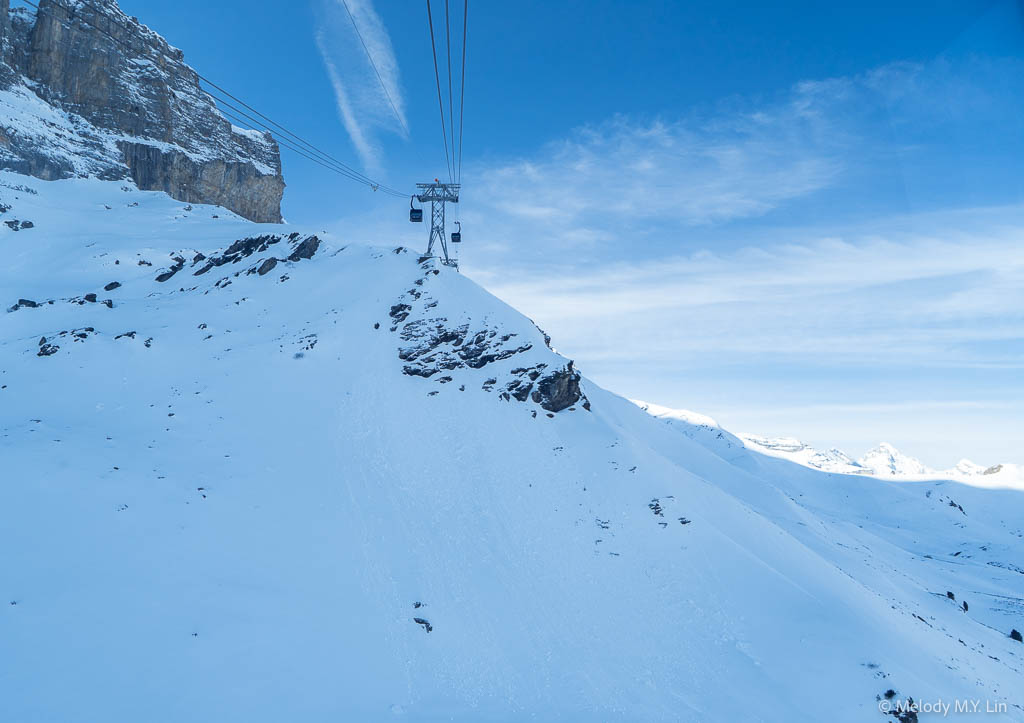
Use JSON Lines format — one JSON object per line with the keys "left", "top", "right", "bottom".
{"left": 3, "top": 173, "right": 1024, "bottom": 722}
{"left": 739, "top": 429, "right": 1023, "bottom": 489}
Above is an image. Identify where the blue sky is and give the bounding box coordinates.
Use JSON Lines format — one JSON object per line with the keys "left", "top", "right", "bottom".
{"left": 117, "top": 0, "right": 1024, "bottom": 466}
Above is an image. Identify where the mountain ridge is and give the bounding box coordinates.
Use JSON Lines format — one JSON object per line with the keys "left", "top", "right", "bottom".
{"left": 635, "top": 400, "right": 1023, "bottom": 485}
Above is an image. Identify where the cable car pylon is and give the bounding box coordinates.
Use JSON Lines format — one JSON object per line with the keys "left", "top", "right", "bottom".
{"left": 415, "top": 0, "right": 467, "bottom": 270}
{"left": 412, "top": 179, "right": 460, "bottom": 268}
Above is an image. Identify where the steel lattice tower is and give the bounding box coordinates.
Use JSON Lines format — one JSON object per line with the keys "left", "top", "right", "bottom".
{"left": 416, "top": 182, "right": 460, "bottom": 268}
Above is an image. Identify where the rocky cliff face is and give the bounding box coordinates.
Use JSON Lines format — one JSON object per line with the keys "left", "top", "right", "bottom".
{"left": 0, "top": 0, "right": 284, "bottom": 222}
{"left": 0, "top": 0, "right": 12, "bottom": 86}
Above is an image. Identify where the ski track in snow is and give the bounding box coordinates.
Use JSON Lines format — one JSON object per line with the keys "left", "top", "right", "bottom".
{"left": 1, "top": 172, "right": 1023, "bottom": 722}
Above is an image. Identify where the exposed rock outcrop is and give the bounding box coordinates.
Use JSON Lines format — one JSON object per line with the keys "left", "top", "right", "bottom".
{"left": 0, "top": 0, "right": 14, "bottom": 88}
{"left": 0, "top": 0, "right": 284, "bottom": 222}
{"left": 532, "top": 361, "right": 585, "bottom": 412}
{"left": 390, "top": 262, "right": 590, "bottom": 414}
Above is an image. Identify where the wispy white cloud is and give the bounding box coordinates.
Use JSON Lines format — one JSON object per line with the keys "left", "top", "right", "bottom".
{"left": 460, "top": 55, "right": 1024, "bottom": 467}
{"left": 314, "top": 0, "right": 407, "bottom": 170}
{"left": 475, "top": 209, "right": 1024, "bottom": 465}
{"left": 463, "top": 58, "right": 1024, "bottom": 373}
{"left": 460, "top": 79, "right": 863, "bottom": 263}
{"left": 462, "top": 58, "right": 1024, "bottom": 266}
{"left": 316, "top": 37, "right": 377, "bottom": 170}
{"left": 480, "top": 213, "right": 1024, "bottom": 367}
{"left": 468, "top": 110, "right": 842, "bottom": 253}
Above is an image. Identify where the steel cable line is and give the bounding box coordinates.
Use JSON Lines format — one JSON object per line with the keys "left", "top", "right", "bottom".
{"left": 214, "top": 94, "right": 386, "bottom": 188}
{"left": 219, "top": 110, "right": 375, "bottom": 189}
{"left": 19, "top": 0, "right": 409, "bottom": 197}
{"left": 445, "top": 0, "right": 455, "bottom": 182}
{"left": 198, "top": 77, "right": 407, "bottom": 194}
{"left": 201, "top": 80, "right": 407, "bottom": 194}
{"left": 222, "top": 110, "right": 405, "bottom": 196}
{"left": 339, "top": 0, "right": 411, "bottom": 139}
{"left": 457, "top": 0, "right": 467, "bottom": 184}
{"left": 209, "top": 91, "right": 407, "bottom": 195}
{"left": 216, "top": 98, "right": 407, "bottom": 197}
{"left": 425, "top": 0, "right": 454, "bottom": 183}
{"left": 219, "top": 101, "right": 408, "bottom": 196}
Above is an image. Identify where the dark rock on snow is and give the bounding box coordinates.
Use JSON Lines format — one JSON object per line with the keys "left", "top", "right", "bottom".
{"left": 287, "top": 235, "right": 320, "bottom": 262}
{"left": 155, "top": 257, "right": 185, "bottom": 283}
{"left": 531, "top": 361, "right": 584, "bottom": 412}
{"left": 193, "top": 234, "right": 320, "bottom": 278}
{"left": 195, "top": 235, "right": 281, "bottom": 274}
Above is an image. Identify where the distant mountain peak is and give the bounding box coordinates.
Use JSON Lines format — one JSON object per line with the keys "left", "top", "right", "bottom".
{"left": 954, "top": 459, "right": 986, "bottom": 476}
{"left": 738, "top": 433, "right": 868, "bottom": 474}
{"left": 729, "top": 431, "right": 1022, "bottom": 487}
{"left": 858, "top": 443, "right": 931, "bottom": 477}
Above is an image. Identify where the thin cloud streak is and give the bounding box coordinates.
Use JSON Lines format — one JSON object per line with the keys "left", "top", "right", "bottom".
{"left": 314, "top": 0, "right": 408, "bottom": 170}
{"left": 337, "top": 0, "right": 408, "bottom": 132}
{"left": 316, "top": 34, "right": 377, "bottom": 171}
